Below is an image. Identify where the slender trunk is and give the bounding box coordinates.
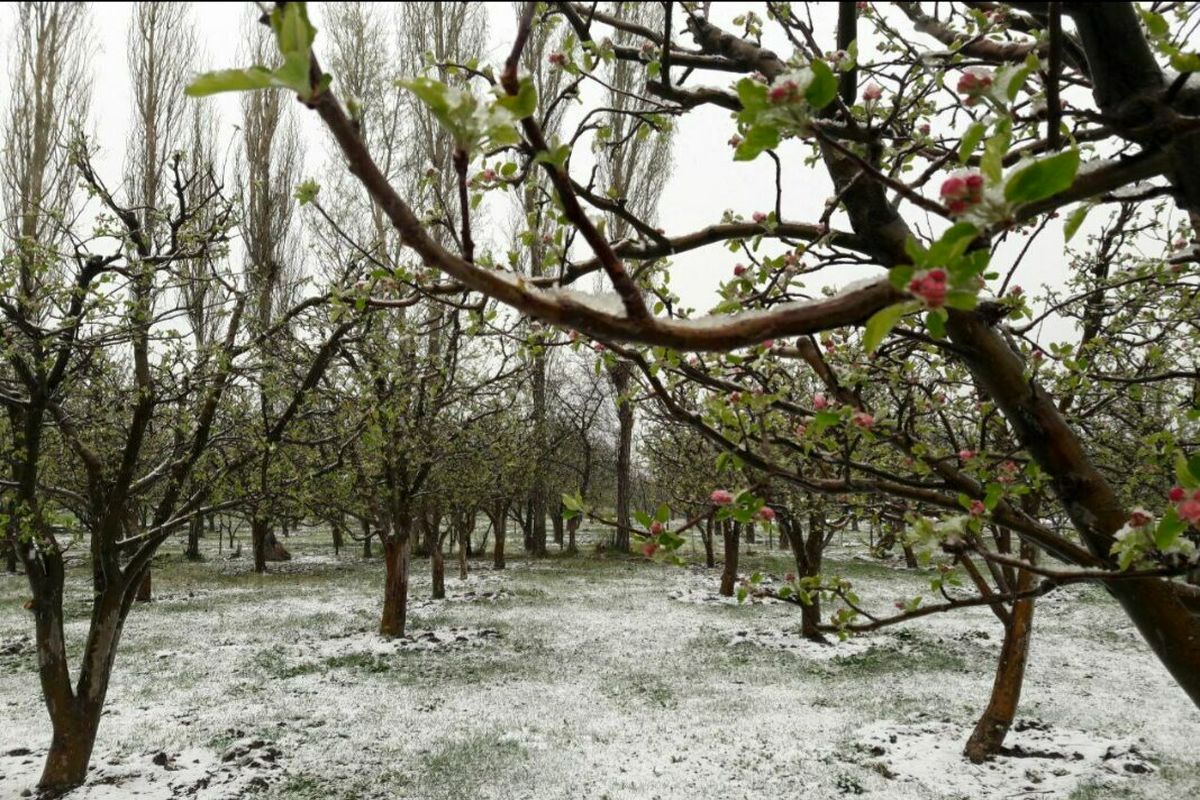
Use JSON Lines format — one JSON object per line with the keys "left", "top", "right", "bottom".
{"left": 457, "top": 520, "right": 468, "bottom": 581}
{"left": 432, "top": 535, "right": 446, "bottom": 600}
{"left": 361, "top": 518, "right": 372, "bottom": 559}
{"left": 612, "top": 363, "right": 634, "bottom": 554}
{"left": 745, "top": 522, "right": 756, "bottom": 544}
{"left": 379, "top": 535, "right": 411, "bottom": 637}
{"left": 703, "top": 516, "right": 716, "bottom": 568}
{"left": 185, "top": 515, "right": 202, "bottom": 561}
{"left": 902, "top": 542, "right": 919, "bottom": 569}
{"left": 552, "top": 503, "right": 564, "bottom": 548}
{"left": 252, "top": 517, "right": 268, "bottom": 573}
{"left": 566, "top": 515, "right": 579, "bottom": 555}
{"left": 493, "top": 502, "right": 507, "bottom": 570}
{"left": 719, "top": 521, "right": 740, "bottom": 597}
{"left": 965, "top": 593, "right": 1036, "bottom": 762}
{"left": 331, "top": 523, "right": 343, "bottom": 556}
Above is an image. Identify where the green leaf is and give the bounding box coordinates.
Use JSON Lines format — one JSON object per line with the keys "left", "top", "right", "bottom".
{"left": 736, "top": 586, "right": 748, "bottom": 603}
{"left": 1188, "top": 455, "right": 1200, "bottom": 482}
{"left": 943, "top": 289, "right": 978, "bottom": 311}
{"left": 1176, "top": 454, "right": 1198, "bottom": 490}
{"left": 863, "top": 301, "right": 916, "bottom": 353}
{"left": 294, "top": 179, "right": 320, "bottom": 206}
{"left": 655, "top": 503, "right": 670, "bottom": 524}
{"left": 1155, "top": 507, "right": 1186, "bottom": 550}
{"left": 186, "top": 67, "right": 276, "bottom": 97}
{"left": 805, "top": 59, "right": 838, "bottom": 109}
{"left": 496, "top": 76, "right": 538, "bottom": 119}
{"left": 735, "top": 77, "right": 769, "bottom": 112}
{"left": 926, "top": 222, "right": 979, "bottom": 266}
{"left": 1064, "top": 204, "right": 1092, "bottom": 242}
{"left": 888, "top": 265, "right": 915, "bottom": 291}
{"left": 634, "top": 510, "right": 653, "bottom": 529}
{"left": 1170, "top": 51, "right": 1200, "bottom": 72}
{"left": 981, "top": 118, "right": 1012, "bottom": 183}
{"left": 1005, "top": 149, "right": 1080, "bottom": 205}
{"left": 926, "top": 308, "right": 947, "bottom": 338}
{"left": 810, "top": 409, "right": 842, "bottom": 437}
{"left": 733, "top": 125, "right": 780, "bottom": 162}
{"left": 958, "top": 122, "right": 987, "bottom": 163}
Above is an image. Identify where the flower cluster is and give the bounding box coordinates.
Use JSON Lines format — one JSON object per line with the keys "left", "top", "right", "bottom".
{"left": 1170, "top": 486, "right": 1200, "bottom": 526}
{"left": 940, "top": 172, "right": 985, "bottom": 216}
{"left": 907, "top": 268, "right": 947, "bottom": 308}
{"left": 956, "top": 68, "right": 994, "bottom": 105}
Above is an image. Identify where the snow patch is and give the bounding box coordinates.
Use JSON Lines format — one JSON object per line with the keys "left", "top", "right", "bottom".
{"left": 856, "top": 718, "right": 1153, "bottom": 799}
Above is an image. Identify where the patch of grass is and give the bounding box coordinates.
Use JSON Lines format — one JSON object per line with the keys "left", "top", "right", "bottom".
{"left": 249, "top": 648, "right": 322, "bottom": 679}
{"left": 605, "top": 669, "right": 677, "bottom": 709}
{"left": 416, "top": 732, "right": 528, "bottom": 800}
{"left": 321, "top": 651, "right": 392, "bottom": 675}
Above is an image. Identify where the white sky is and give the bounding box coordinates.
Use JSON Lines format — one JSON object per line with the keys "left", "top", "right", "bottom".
{"left": 1, "top": 1, "right": 1150, "bottom": 349}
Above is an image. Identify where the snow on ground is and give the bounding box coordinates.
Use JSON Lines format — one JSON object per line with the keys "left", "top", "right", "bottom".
{"left": 1, "top": 527, "right": 1198, "bottom": 799}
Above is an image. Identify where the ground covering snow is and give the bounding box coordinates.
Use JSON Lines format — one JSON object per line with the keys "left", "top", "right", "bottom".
{"left": 1, "top": 527, "right": 1197, "bottom": 799}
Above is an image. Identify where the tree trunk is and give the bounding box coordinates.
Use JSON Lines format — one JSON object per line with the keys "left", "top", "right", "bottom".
{"left": 432, "top": 536, "right": 446, "bottom": 600}
{"left": 135, "top": 569, "right": 151, "bottom": 603}
{"left": 361, "top": 518, "right": 372, "bottom": 559}
{"left": 39, "top": 700, "right": 104, "bottom": 792}
{"left": 719, "top": 521, "right": 740, "bottom": 597}
{"left": 611, "top": 362, "right": 634, "bottom": 554}
{"left": 552, "top": 503, "right": 564, "bottom": 548}
{"left": 251, "top": 517, "right": 291, "bottom": 573}
{"left": 331, "top": 522, "right": 343, "bottom": 556}
{"left": 965, "top": 593, "right": 1036, "bottom": 762}
{"left": 902, "top": 542, "right": 919, "bottom": 569}
{"left": 379, "top": 535, "right": 411, "bottom": 637}
{"left": 493, "top": 502, "right": 507, "bottom": 570}
{"left": 7, "top": 533, "right": 19, "bottom": 572}
{"left": 566, "top": 515, "right": 579, "bottom": 556}
{"left": 185, "top": 515, "right": 203, "bottom": 561}
{"left": 457, "top": 520, "right": 468, "bottom": 581}
{"left": 34, "top": 582, "right": 127, "bottom": 793}
{"left": 702, "top": 516, "right": 716, "bottom": 568}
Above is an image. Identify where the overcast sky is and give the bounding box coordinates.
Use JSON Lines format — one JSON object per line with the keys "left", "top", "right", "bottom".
{"left": 1, "top": 2, "right": 1149, "bottom": 348}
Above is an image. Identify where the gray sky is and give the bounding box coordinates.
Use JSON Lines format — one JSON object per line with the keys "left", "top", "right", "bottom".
{"left": 1, "top": 1, "right": 1142, "bottom": 348}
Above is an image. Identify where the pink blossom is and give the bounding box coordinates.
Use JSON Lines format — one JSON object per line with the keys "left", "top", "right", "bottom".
{"left": 758, "top": 507, "right": 776, "bottom": 522}
{"left": 1178, "top": 499, "right": 1200, "bottom": 526}
{"left": 969, "top": 499, "right": 986, "bottom": 516}
{"left": 650, "top": 521, "right": 664, "bottom": 535}
{"left": 728, "top": 134, "right": 743, "bottom": 148}
{"left": 752, "top": 211, "right": 768, "bottom": 223}
{"left": 918, "top": 123, "right": 931, "bottom": 136}
{"left": 812, "top": 392, "right": 829, "bottom": 410}
{"left": 592, "top": 342, "right": 606, "bottom": 353}
{"left": 958, "top": 449, "right": 975, "bottom": 461}
{"left": 1169, "top": 486, "right": 1186, "bottom": 503}
{"left": 768, "top": 80, "right": 800, "bottom": 104}
{"left": 851, "top": 411, "right": 875, "bottom": 428}
{"left": 548, "top": 52, "right": 567, "bottom": 66}
{"left": 733, "top": 263, "right": 748, "bottom": 277}
{"left": 762, "top": 339, "right": 775, "bottom": 350}
{"left": 794, "top": 424, "right": 807, "bottom": 437}
{"left": 785, "top": 572, "right": 796, "bottom": 583}
{"left": 862, "top": 82, "right": 883, "bottom": 102}
{"left": 642, "top": 542, "right": 659, "bottom": 558}
{"left": 908, "top": 268, "right": 948, "bottom": 308}
{"left": 480, "top": 168, "right": 497, "bottom": 182}
{"left": 956, "top": 68, "right": 994, "bottom": 105}
{"left": 710, "top": 489, "right": 734, "bottom": 505}
{"left": 1009, "top": 285, "right": 1023, "bottom": 297}
{"left": 940, "top": 171, "right": 985, "bottom": 215}
{"left": 1128, "top": 509, "right": 1154, "bottom": 528}
{"left": 729, "top": 392, "right": 742, "bottom": 404}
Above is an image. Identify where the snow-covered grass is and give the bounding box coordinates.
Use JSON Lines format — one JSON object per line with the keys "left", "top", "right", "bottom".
{"left": 1, "top": 527, "right": 1197, "bottom": 799}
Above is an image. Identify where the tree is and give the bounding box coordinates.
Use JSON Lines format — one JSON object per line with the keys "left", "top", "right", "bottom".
{"left": 194, "top": 0, "right": 1200, "bottom": 752}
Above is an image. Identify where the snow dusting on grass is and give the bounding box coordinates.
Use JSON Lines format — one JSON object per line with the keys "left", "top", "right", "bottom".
{"left": 1, "top": 526, "right": 1198, "bottom": 799}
